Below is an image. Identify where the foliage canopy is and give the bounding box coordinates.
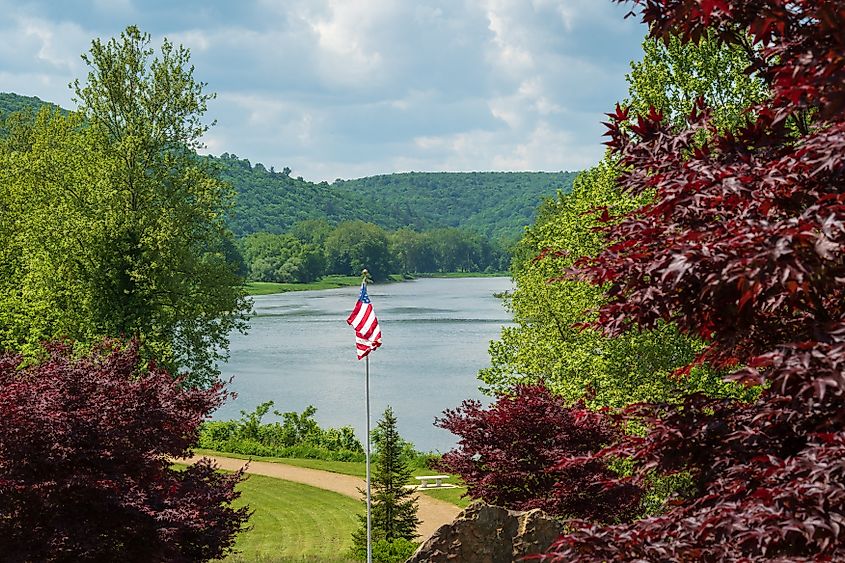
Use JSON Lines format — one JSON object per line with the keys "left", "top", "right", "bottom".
{"left": 480, "top": 25, "right": 767, "bottom": 406}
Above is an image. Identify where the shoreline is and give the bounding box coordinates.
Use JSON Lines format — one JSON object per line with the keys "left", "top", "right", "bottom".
{"left": 245, "top": 272, "right": 509, "bottom": 296}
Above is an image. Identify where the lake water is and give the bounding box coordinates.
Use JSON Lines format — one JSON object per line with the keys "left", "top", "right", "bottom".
{"left": 214, "top": 277, "right": 513, "bottom": 453}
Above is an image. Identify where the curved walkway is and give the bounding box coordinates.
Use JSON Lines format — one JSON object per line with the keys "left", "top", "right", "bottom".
{"left": 182, "top": 454, "right": 461, "bottom": 540}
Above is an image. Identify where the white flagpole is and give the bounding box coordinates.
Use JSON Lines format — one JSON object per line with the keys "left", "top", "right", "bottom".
{"left": 365, "top": 353, "right": 372, "bottom": 563}
{"left": 363, "top": 270, "right": 372, "bottom": 563}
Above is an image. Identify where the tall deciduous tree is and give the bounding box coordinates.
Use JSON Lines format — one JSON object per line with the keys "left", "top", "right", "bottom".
{"left": 481, "top": 26, "right": 767, "bottom": 407}
{"left": 0, "top": 26, "right": 248, "bottom": 385}
{"left": 548, "top": 0, "right": 845, "bottom": 560}
{"left": 0, "top": 339, "right": 249, "bottom": 562}
{"left": 325, "top": 221, "right": 393, "bottom": 280}
{"left": 481, "top": 162, "right": 730, "bottom": 406}
{"left": 352, "top": 407, "right": 420, "bottom": 557}
{"left": 626, "top": 29, "right": 768, "bottom": 131}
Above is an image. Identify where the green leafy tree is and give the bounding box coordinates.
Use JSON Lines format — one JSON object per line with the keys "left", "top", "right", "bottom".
{"left": 481, "top": 31, "right": 767, "bottom": 406}
{"left": 352, "top": 407, "right": 420, "bottom": 561}
{"left": 626, "top": 29, "right": 768, "bottom": 132}
{"left": 389, "top": 228, "right": 431, "bottom": 274}
{"left": 325, "top": 221, "right": 393, "bottom": 280}
{"left": 481, "top": 162, "right": 728, "bottom": 406}
{"left": 0, "top": 26, "right": 248, "bottom": 385}
{"left": 289, "top": 218, "right": 334, "bottom": 246}
{"left": 239, "top": 231, "right": 328, "bottom": 283}
{"left": 428, "top": 227, "right": 482, "bottom": 272}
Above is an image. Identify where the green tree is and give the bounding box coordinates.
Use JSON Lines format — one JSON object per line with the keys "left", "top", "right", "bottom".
{"left": 428, "top": 228, "right": 482, "bottom": 272}
{"left": 481, "top": 162, "right": 729, "bottom": 406}
{"left": 324, "top": 221, "right": 392, "bottom": 280}
{"left": 481, "top": 31, "right": 767, "bottom": 406}
{"left": 289, "top": 218, "right": 333, "bottom": 245}
{"left": 352, "top": 407, "right": 420, "bottom": 560}
{"left": 626, "top": 30, "right": 768, "bottom": 132}
{"left": 388, "top": 228, "right": 437, "bottom": 274}
{"left": 0, "top": 26, "right": 248, "bottom": 385}
{"left": 239, "top": 232, "right": 321, "bottom": 283}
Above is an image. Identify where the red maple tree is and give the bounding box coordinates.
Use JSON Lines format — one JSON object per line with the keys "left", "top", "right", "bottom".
{"left": 546, "top": 0, "right": 845, "bottom": 560}
{"left": 0, "top": 340, "right": 249, "bottom": 562}
{"left": 435, "top": 384, "right": 641, "bottom": 522}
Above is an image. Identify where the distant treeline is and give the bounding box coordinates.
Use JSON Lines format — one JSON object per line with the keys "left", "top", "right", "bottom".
{"left": 236, "top": 219, "right": 510, "bottom": 283}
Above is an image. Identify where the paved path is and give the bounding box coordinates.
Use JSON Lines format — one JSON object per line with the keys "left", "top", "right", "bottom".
{"left": 183, "top": 454, "right": 462, "bottom": 540}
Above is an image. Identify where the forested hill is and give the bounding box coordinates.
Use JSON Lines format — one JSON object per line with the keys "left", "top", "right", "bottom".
{"left": 0, "top": 93, "right": 64, "bottom": 117}
{"left": 214, "top": 152, "right": 576, "bottom": 240}
{"left": 337, "top": 171, "right": 578, "bottom": 240}
{"left": 209, "top": 153, "right": 356, "bottom": 236}
{"left": 1, "top": 91, "right": 577, "bottom": 241}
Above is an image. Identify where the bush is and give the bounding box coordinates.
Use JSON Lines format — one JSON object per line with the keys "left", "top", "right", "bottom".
{"left": 435, "top": 383, "right": 641, "bottom": 522}
{"left": 350, "top": 538, "right": 418, "bottom": 563}
{"left": 198, "top": 401, "right": 366, "bottom": 462}
{"left": 0, "top": 340, "right": 249, "bottom": 562}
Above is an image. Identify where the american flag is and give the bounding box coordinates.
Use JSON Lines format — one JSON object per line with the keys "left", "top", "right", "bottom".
{"left": 346, "top": 282, "right": 382, "bottom": 360}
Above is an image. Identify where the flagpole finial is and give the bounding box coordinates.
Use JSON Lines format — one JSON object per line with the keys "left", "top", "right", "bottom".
{"left": 361, "top": 269, "right": 369, "bottom": 284}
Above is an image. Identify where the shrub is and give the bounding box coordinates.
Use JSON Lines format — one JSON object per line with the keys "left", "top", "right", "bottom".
{"left": 350, "top": 538, "right": 418, "bottom": 563}
{"left": 0, "top": 340, "right": 249, "bottom": 562}
{"left": 435, "top": 383, "right": 641, "bottom": 522}
{"left": 197, "top": 401, "right": 365, "bottom": 462}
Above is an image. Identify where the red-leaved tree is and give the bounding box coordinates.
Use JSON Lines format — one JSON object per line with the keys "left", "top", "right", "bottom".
{"left": 546, "top": 0, "right": 845, "bottom": 560}
{"left": 435, "top": 384, "right": 641, "bottom": 522}
{"left": 0, "top": 340, "right": 249, "bottom": 562}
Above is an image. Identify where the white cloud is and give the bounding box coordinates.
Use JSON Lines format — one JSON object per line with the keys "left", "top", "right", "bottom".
{"left": 0, "top": 0, "right": 646, "bottom": 181}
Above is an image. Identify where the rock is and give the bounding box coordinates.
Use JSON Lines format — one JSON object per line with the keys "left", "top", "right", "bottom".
{"left": 407, "top": 501, "right": 566, "bottom": 563}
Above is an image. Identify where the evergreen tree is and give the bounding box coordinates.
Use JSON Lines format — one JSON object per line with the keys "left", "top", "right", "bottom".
{"left": 352, "top": 407, "right": 420, "bottom": 560}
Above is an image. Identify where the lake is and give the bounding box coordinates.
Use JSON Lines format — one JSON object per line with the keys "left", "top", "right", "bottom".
{"left": 215, "top": 276, "right": 513, "bottom": 453}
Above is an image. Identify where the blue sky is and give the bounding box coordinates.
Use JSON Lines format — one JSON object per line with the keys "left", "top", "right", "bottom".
{"left": 0, "top": 0, "right": 647, "bottom": 181}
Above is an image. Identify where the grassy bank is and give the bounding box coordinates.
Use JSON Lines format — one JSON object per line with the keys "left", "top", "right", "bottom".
{"left": 245, "top": 275, "right": 408, "bottom": 296}
{"left": 245, "top": 276, "right": 362, "bottom": 295}
{"left": 245, "top": 272, "right": 509, "bottom": 296}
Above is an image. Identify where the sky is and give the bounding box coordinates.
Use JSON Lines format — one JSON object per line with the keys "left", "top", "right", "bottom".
{"left": 0, "top": 0, "right": 647, "bottom": 182}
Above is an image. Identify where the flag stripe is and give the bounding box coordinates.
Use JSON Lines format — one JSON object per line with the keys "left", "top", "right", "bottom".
{"left": 347, "top": 302, "right": 364, "bottom": 325}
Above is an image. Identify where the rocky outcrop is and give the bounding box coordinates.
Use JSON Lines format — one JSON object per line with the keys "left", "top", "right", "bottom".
{"left": 407, "top": 501, "right": 566, "bottom": 563}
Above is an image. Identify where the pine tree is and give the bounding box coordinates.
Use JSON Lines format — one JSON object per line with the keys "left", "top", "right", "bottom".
{"left": 352, "top": 407, "right": 420, "bottom": 559}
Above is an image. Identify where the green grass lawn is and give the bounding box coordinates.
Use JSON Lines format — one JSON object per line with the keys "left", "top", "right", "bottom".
{"left": 419, "top": 487, "right": 471, "bottom": 508}
{"left": 193, "top": 449, "right": 470, "bottom": 507}
{"left": 223, "top": 473, "right": 362, "bottom": 563}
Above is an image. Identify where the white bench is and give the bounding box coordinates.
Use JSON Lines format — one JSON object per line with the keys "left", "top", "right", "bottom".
{"left": 415, "top": 475, "right": 450, "bottom": 488}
